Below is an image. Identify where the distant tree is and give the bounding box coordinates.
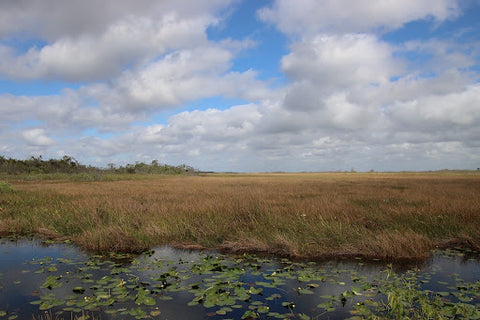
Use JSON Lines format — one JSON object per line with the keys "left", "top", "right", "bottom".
{"left": 0, "top": 155, "right": 195, "bottom": 176}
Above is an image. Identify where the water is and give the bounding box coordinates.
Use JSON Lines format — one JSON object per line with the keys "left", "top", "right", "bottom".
{"left": 0, "top": 238, "right": 479, "bottom": 319}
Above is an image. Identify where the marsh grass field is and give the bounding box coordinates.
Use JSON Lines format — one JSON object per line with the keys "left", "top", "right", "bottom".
{"left": 1, "top": 172, "right": 480, "bottom": 260}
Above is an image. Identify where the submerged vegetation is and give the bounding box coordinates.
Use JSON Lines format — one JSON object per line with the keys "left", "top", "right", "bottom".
{"left": 1, "top": 160, "right": 479, "bottom": 260}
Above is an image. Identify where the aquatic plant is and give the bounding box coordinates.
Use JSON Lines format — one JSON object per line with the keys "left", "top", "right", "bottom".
{"left": 6, "top": 249, "right": 474, "bottom": 320}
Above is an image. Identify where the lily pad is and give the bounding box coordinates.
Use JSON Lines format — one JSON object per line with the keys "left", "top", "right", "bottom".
{"left": 73, "top": 287, "right": 85, "bottom": 294}
{"left": 41, "top": 275, "right": 63, "bottom": 289}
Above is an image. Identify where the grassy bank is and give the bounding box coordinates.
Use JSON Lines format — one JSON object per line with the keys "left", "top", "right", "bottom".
{"left": 1, "top": 172, "right": 479, "bottom": 260}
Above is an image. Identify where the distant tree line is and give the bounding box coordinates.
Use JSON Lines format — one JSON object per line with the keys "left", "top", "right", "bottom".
{"left": 109, "top": 160, "right": 196, "bottom": 174}
{"left": 0, "top": 155, "right": 195, "bottom": 175}
{"left": 0, "top": 155, "right": 88, "bottom": 174}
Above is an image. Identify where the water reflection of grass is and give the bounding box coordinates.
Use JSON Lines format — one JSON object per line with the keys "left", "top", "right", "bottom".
{"left": 1, "top": 172, "right": 479, "bottom": 260}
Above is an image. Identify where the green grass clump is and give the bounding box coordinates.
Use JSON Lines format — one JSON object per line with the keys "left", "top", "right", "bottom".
{"left": 0, "top": 181, "right": 14, "bottom": 192}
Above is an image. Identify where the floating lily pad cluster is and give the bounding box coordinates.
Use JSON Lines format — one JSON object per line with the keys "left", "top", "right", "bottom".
{"left": 0, "top": 248, "right": 479, "bottom": 319}
{"left": 350, "top": 267, "right": 480, "bottom": 319}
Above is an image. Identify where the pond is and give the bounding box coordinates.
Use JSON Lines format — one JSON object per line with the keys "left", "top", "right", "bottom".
{"left": 0, "top": 238, "right": 479, "bottom": 319}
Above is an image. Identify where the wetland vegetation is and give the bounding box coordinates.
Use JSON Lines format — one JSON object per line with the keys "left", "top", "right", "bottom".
{"left": 1, "top": 163, "right": 479, "bottom": 260}
{"left": 1, "top": 156, "right": 480, "bottom": 318}
{"left": 0, "top": 238, "right": 479, "bottom": 320}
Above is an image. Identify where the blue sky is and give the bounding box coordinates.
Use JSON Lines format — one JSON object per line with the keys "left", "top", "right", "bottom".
{"left": 1, "top": 0, "right": 479, "bottom": 172}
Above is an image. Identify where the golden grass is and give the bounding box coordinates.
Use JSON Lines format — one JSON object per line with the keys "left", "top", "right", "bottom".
{"left": 1, "top": 172, "right": 479, "bottom": 260}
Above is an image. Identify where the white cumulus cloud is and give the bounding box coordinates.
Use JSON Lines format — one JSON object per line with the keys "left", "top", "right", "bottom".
{"left": 0, "top": 0, "right": 231, "bottom": 81}
{"left": 22, "top": 128, "right": 54, "bottom": 146}
{"left": 258, "top": 0, "right": 459, "bottom": 36}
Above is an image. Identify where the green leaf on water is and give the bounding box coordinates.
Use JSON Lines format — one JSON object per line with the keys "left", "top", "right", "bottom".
{"left": 97, "top": 275, "right": 112, "bottom": 285}
{"left": 143, "top": 296, "right": 156, "bottom": 306}
{"left": 317, "top": 301, "right": 335, "bottom": 312}
{"left": 128, "top": 307, "right": 147, "bottom": 319}
{"left": 39, "top": 299, "right": 63, "bottom": 311}
{"left": 41, "top": 275, "right": 63, "bottom": 289}
{"left": 341, "top": 290, "right": 356, "bottom": 299}
{"left": 73, "top": 287, "right": 85, "bottom": 294}
{"left": 65, "top": 300, "right": 77, "bottom": 307}
{"left": 350, "top": 286, "right": 363, "bottom": 295}
{"left": 241, "top": 310, "right": 258, "bottom": 319}
{"left": 104, "top": 309, "right": 118, "bottom": 314}
{"left": 157, "top": 295, "right": 173, "bottom": 301}
{"left": 298, "top": 287, "right": 314, "bottom": 295}
{"left": 216, "top": 309, "right": 227, "bottom": 315}
{"left": 266, "top": 293, "right": 282, "bottom": 301}
{"left": 248, "top": 286, "right": 263, "bottom": 295}
{"left": 257, "top": 305, "right": 269, "bottom": 313}
{"left": 437, "top": 292, "right": 450, "bottom": 297}
{"left": 187, "top": 301, "right": 199, "bottom": 306}
{"left": 150, "top": 310, "right": 161, "bottom": 316}
{"left": 135, "top": 288, "right": 156, "bottom": 306}
{"left": 266, "top": 312, "right": 285, "bottom": 319}
{"left": 94, "top": 291, "right": 111, "bottom": 299}
{"left": 298, "top": 313, "right": 311, "bottom": 320}
{"left": 459, "top": 295, "right": 473, "bottom": 302}
{"left": 255, "top": 281, "right": 276, "bottom": 288}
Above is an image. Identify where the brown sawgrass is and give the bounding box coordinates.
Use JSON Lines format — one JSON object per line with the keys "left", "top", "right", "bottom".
{"left": 1, "top": 172, "right": 479, "bottom": 260}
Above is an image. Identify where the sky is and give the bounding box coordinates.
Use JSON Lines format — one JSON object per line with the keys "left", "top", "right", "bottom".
{"left": 1, "top": 0, "right": 479, "bottom": 172}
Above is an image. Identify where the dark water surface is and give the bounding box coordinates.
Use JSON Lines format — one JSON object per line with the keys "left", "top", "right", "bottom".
{"left": 0, "top": 238, "right": 479, "bottom": 319}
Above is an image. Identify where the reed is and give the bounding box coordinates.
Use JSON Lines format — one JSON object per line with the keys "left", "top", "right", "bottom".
{"left": 1, "top": 172, "right": 479, "bottom": 260}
